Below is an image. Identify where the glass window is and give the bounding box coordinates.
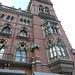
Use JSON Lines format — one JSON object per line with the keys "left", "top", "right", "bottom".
{"left": 15, "top": 45, "right": 26, "bottom": 62}
{"left": 0, "top": 14, "right": 4, "bottom": 19}
{"left": 26, "top": 20, "right": 30, "bottom": 25}
{"left": 23, "top": 19, "right": 26, "bottom": 24}
{"left": 10, "top": 16, "right": 14, "bottom": 21}
{"left": 20, "top": 18, "right": 23, "bottom": 23}
{"left": 45, "top": 28, "right": 48, "bottom": 35}
{"left": 54, "top": 28, "right": 58, "bottom": 34}
{"left": 56, "top": 46, "right": 62, "bottom": 56}
{"left": 3, "top": 26, "right": 10, "bottom": 34}
{"left": 47, "top": 27, "right": 50, "bottom": 34}
{"left": 6, "top": 16, "right": 10, "bottom": 21}
{"left": 61, "top": 47, "right": 66, "bottom": 56}
{"left": 0, "top": 46, "right": 5, "bottom": 59}
{"left": 20, "top": 29, "right": 27, "bottom": 37}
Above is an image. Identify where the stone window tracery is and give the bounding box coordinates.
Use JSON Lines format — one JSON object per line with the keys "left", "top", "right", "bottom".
{"left": 45, "top": 38, "right": 70, "bottom": 61}
{"left": 2, "top": 26, "right": 10, "bottom": 34}
{"left": 42, "top": 22, "right": 62, "bottom": 37}
{"left": 0, "top": 39, "right": 6, "bottom": 59}
{"left": 15, "top": 42, "right": 27, "bottom": 62}
{"left": 39, "top": 5, "right": 43, "bottom": 13}
{"left": 20, "top": 29, "right": 27, "bottom": 37}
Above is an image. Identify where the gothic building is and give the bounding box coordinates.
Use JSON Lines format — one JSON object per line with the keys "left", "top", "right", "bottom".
{"left": 0, "top": 0, "right": 74, "bottom": 75}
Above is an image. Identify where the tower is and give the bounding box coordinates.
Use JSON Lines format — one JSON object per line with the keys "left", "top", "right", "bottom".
{"left": 0, "top": 0, "right": 74, "bottom": 75}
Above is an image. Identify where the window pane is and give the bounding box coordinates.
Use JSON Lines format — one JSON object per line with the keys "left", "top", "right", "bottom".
{"left": 54, "top": 52, "right": 56, "bottom": 56}
{"left": 22, "top": 52, "right": 26, "bottom": 57}
{"left": 62, "top": 52, "right": 66, "bottom": 56}
{"left": 51, "top": 53, "right": 53, "bottom": 58}
{"left": 0, "top": 48, "right": 4, "bottom": 53}
{"left": 61, "top": 47, "right": 64, "bottom": 51}
{"left": 15, "top": 57, "right": 20, "bottom": 62}
{"left": 16, "top": 51, "right": 21, "bottom": 56}
{"left": 0, "top": 54, "right": 3, "bottom": 59}
{"left": 50, "top": 48, "right": 52, "bottom": 53}
{"left": 22, "top": 57, "right": 26, "bottom": 62}
{"left": 58, "top": 51, "right": 61, "bottom": 56}
{"left": 53, "top": 47, "right": 55, "bottom": 51}
{"left": 56, "top": 46, "right": 60, "bottom": 51}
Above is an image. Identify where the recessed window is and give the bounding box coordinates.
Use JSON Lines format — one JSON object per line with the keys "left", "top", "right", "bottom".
{"left": 15, "top": 43, "right": 26, "bottom": 62}
{"left": 2, "top": 26, "right": 10, "bottom": 34}
{"left": 0, "top": 14, "right": 4, "bottom": 19}
{"left": 26, "top": 20, "right": 30, "bottom": 25}
{"left": 39, "top": 5, "right": 43, "bottom": 13}
{"left": 20, "top": 29, "right": 27, "bottom": 37}
{"left": 10, "top": 16, "right": 14, "bottom": 21}
{"left": 20, "top": 18, "right": 23, "bottom": 23}
{"left": 6, "top": 15, "right": 10, "bottom": 21}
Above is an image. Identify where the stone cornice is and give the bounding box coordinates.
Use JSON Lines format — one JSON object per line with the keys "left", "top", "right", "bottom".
{"left": 0, "top": 5, "right": 32, "bottom": 18}
{"left": 35, "top": 0, "right": 53, "bottom": 6}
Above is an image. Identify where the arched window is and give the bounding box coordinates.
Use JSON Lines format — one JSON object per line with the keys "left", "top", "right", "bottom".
{"left": 2, "top": 26, "right": 10, "bottom": 34}
{"left": 0, "top": 39, "right": 5, "bottom": 59}
{"left": 26, "top": 20, "right": 30, "bottom": 25}
{"left": 23, "top": 19, "right": 26, "bottom": 24}
{"left": 44, "top": 7, "right": 49, "bottom": 14}
{"left": 20, "top": 18, "right": 23, "bottom": 23}
{"left": 54, "top": 27, "right": 58, "bottom": 34}
{"left": 15, "top": 43, "right": 26, "bottom": 62}
{"left": 6, "top": 15, "right": 10, "bottom": 21}
{"left": 20, "top": 29, "right": 27, "bottom": 37}
{"left": 49, "top": 39, "right": 68, "bottom": 60}
{"left": 10, "top": 16, "right": 14, "bottom": 21}
{"left": 0, "top": 14, "right": 4, "bottom": 19}
{"left": 39, "top": 5, "right": 43, "bottom": 13}
{"left": 45, "top": 28, "right": 48, "bottom": 35}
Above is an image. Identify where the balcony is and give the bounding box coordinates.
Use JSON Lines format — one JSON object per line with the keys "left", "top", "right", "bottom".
{"left": 17, "top": 33, "right": 30, "bottom": 40}
{"left": 0, "top": 53, "right": 32, "bottom": 68}
{"left": 39, "top": 13, "right": 56, "bottom": 20}
{"left": 48, "top": 56, "right": 74, "bottom": 74}
{"left": 0, "top": 29, "right": 11, "bottom": 37}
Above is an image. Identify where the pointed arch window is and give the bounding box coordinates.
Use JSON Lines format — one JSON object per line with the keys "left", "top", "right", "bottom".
{"left": 2, "top": 26, "right": 10, "bottom": 34}
{"left": 0, "top": 39, "right": 5, "bottom": 59}
{"left": 20, "top": 18, "right": 23, "bottom": 23}
{"left": 10, "top": 16, "right": 14, "bottom": 21}
{"left": 45, "top": 7, "right": 49, "bottom": 14}
{"left": 6, "top": 15, "right": 10, "bottom": 21}
{"left": 26, "top": 20, "right": 30, "bottom": 25}
{"left": 15, "top": 43, "right": 26, "bottom": 62}
{"left": 20, "top": 29, "right": 27, "bottom": 37}
{"left": 0, "top": 14, "right": 4, "bottom": 19}
{"left": 49, "top": 40, "right": 68, "bottom": 60}
{"left": 39, "top": 5, "right": 43, "bottom": 13}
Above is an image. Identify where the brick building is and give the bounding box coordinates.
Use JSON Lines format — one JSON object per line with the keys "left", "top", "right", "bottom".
{"left": 0, "top": 0, "right": 74, "bottom": 75}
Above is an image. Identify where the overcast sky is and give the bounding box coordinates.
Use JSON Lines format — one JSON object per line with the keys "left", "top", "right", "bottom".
{"left": 0, "top": 0, "right": 75, "bottom": 49}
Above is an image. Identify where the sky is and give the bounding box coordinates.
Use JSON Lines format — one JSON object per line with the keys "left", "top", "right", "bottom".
{"left": 0, "top": 0, "right": 75, "bottom": 49}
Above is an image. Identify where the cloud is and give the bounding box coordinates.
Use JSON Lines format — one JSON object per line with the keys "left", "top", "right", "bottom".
{"left": 0, "top": 0, "right": 14, "bottom": 6}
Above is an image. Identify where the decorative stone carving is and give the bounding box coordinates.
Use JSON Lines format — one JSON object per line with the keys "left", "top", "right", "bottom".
{"left": 30, "top": 42, "right": 40, "bottom": 51}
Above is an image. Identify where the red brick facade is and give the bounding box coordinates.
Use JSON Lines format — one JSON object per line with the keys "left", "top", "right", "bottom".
{"left": 0, "top": 0, "right": 74, "bottom": 75}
